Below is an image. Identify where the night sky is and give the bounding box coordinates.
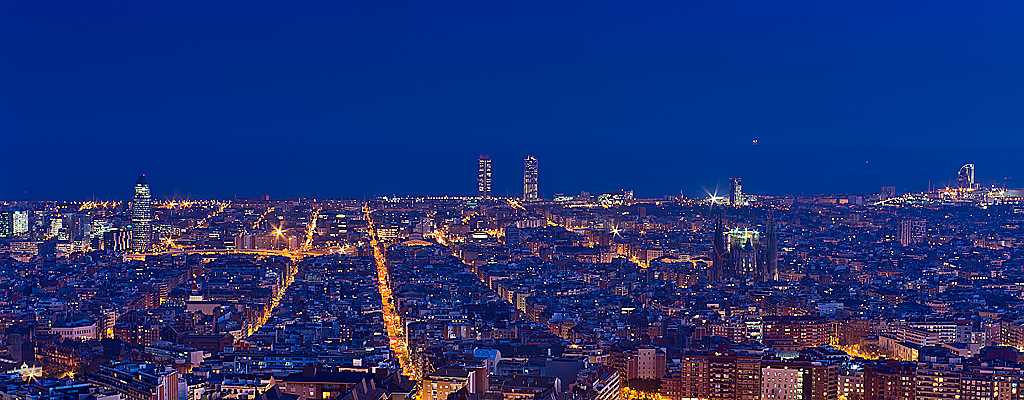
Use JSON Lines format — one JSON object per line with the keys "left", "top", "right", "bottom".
{"left": 2, "top": 0, "right": 1022, "bottom": 200}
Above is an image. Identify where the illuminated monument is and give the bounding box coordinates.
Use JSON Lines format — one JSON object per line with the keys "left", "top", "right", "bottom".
{"left": 710, "top": 209, "right": 778, "bottom": 283}
{"left": 727, "top": 228, "right": 760, "bottom": 279}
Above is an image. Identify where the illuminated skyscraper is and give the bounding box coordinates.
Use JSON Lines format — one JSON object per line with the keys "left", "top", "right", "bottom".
{"left": 477, "top": 155, "right": 493, "bottom": 197}
{"left": 523, "top": 155, "right": 539, "bottom": 201}
{"left": 729, "top": 177, "right": 744, "bottom": 206}
{"left": 899, "top": 218, "right": 926, "bottom": 246}
{"left": 12, "top": 211, "right": 28, "bottom": 236}
{"left": 130, "top": 173, "right": 153, "bottom": 253}
{"left": 0, "top": 212, "right": 11, "bottom": 238}
{"left": 957, "top": 163, "right": 976, "bottom": 190}
{"left": 48, "top": 218, "right": 62, "bottom": 239}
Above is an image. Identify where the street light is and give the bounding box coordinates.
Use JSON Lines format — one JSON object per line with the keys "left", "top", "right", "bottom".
{"left": 272, "top": 224, "right": 287, "bottom": 250}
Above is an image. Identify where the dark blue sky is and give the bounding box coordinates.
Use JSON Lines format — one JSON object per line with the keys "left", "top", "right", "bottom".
{"left": 2, "top": 0, "right": 1022, "bottom": 200}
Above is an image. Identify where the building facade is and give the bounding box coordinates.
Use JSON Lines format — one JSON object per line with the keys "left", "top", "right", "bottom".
{"left": 131, "top": 174, "right": 153, "bottom": 253}
{"left": 478, "top": 155, "right": 493, "bottom": 197}
{"left": 523, "top": 155, "right": 539, "bottom": 201}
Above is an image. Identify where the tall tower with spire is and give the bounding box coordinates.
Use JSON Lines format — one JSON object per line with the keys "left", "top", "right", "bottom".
{"left": 710, "top": 208, "right": 729, "bottom": 282}
{"left": 760, "top": 212, "right": 779, "bottom": 282}
{"left": 130, "top": 173, "right": 153, "bottom": 253}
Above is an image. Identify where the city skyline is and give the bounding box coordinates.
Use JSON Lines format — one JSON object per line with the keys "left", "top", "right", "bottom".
{"left": 3, "top": 165, "right": 1024, "bottom": 400}
{"left": 5, "top": 2, "right": 1024, "bottom": 400}
{"left": 0, "top": 158, "right": 1009, "bottom": 201}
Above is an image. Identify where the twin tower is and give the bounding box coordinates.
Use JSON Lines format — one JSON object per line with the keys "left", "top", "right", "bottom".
{"left": 478, "top": 155, "right": 539, "bottom": 201}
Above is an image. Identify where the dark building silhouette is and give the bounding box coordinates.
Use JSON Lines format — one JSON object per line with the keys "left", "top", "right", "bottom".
{"left": 710, "top": 208, "right": 728, "bottom": 283}
{"left": 6, "top": 324, "right": 34, "bottom": 363}
{"left": 759, "top": 212, "right": 779, "bottom": 282}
